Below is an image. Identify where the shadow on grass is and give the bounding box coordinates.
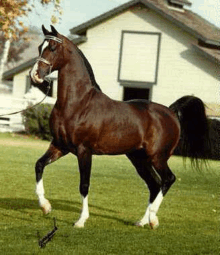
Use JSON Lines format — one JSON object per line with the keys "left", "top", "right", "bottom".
{"left": 0, "top": 198, "right": 134, "bottom": 226}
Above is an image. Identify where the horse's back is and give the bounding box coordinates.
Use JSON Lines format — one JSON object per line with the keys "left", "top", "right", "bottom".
{"left": 125, "top": 99, "right": 178, "bottom": 126}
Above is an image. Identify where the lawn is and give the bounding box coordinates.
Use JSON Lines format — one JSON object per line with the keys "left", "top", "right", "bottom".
{"left": 0, "top": 133, "right": 219, "bottom": 254}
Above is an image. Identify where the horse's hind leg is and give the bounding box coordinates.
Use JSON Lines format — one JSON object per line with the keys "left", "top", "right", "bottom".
{"left": 126, "top": 150, "right": 161, "bottom": 228}
{"left": 149, "top": 158, "right": 176, "bottom": 228}
{"left": 35, "top": 142, "right": 67, "bottom": 214}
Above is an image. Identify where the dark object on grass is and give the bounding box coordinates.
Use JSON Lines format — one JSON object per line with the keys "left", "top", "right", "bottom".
{"left": 38, "top": 218, "right": 58, "bottom": 248}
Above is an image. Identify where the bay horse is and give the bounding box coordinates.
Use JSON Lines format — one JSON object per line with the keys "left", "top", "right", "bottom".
{"left": 30, "top": 25, "right": 210, "bottom": 229}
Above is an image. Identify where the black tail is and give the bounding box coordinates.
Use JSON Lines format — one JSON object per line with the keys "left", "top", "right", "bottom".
{"left": 169, "top": 96, "right": 212, "bottom": 165}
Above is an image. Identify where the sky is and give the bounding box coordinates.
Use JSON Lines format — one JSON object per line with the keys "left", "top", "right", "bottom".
{"left": 24, "top": 0, "right": 220, "bottom": 36}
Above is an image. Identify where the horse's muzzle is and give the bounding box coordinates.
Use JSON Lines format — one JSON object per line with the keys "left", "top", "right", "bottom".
{"left": 30, "top": 62, "right": 45, "bottom": 84}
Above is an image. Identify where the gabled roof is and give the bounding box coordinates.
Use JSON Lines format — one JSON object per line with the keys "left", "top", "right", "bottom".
{"left": 70, "top": 0, "right": 220, "bottom": 46}
{"left": 70, "top": 0, "right": 220, "bottom": 64}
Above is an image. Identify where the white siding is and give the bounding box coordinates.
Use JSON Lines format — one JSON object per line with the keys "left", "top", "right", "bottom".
{"left": 13, "top": 70, "right": 29, "bottom": 98}
{"left": 12, "top": 68, "right": 58, "bottom": 99}
{"left": 78, "top": 6, "right": 219, "bottom": 106}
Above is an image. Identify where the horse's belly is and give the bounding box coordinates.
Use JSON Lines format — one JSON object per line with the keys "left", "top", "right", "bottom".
{"left": 92, "top": 131, "right": 143, "bottom": 155}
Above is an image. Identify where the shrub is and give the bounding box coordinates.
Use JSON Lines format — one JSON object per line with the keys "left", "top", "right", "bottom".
{"left": 22, "top": 103, "right": 53, "bottom": 140}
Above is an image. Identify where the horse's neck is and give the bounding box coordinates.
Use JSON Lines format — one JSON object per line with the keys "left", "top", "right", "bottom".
{"left": 56, "top": 50, "right": 94, "bottom": 108}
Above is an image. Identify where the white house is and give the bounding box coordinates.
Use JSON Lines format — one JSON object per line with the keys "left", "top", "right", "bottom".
{"left": 2, "top": 0, "right": 220, "bottom": 131}
{"left": 69, "top": 0, "right": 220, "bottom": 108}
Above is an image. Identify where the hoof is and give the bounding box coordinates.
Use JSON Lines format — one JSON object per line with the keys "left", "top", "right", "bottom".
{"left": 74, "top": 216, "right": 89, "bottom": 228}
{"left": 74, "top": 220, "right": 86, "bottom": 228}
{"left": 134, "top": 221, "right": 145, "bottom": 227}
{"left": 40, "top": 200, "right": 52, "bottom": 215}
{"left": 149, "top": 216, "right": 159, "bottom": 230}
{"left": 74, "top": 222, "right": 85, "bottom": 228}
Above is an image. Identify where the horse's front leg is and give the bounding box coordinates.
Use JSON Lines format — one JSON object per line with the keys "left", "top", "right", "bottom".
{"left": 35, "top": 142, "right": 66, "bottom": 214}
{"left": 74, "top": 145, "right": 92, "bottom": 228}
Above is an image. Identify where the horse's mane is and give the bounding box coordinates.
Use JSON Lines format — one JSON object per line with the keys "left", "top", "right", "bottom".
{"left": 48, "top": 28, "right": 102, "bottom": 92}
{"left": 76, "top": 47, "right": 102, "bottom": 92}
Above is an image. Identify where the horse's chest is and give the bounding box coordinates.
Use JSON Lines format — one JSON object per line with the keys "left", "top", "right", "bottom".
{"left": 51, "top": 112, "right": 95, "bottom": 148}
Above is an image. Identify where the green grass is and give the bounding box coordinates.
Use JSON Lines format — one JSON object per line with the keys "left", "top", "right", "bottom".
{"left": 0, "top": 133, "right": 219, "bottom": 254}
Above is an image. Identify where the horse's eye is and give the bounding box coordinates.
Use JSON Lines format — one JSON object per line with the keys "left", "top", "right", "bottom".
{"left": 49, "top": 45, "right": 56, "bottom": 52}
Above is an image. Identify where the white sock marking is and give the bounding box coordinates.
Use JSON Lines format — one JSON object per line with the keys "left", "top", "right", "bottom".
{"left": 137, "top": 190, "right": 164, "bottom": 227}
{"left": 36, "top": 179, "right": 51, "bottom": 214}
{"left": 75, "top": 195, "right": 89, "bottom": 228}
{"left": 136, "top": 204, "right": 150, "bottom": 226}
{"left": 150, "top": 190, "right": 164, "bottom": 214}
{"left": 149, "top": 190, "right": 163, "bottom": 228}
{"left": 36, "top": 179, "right": 47, "bottom": 206}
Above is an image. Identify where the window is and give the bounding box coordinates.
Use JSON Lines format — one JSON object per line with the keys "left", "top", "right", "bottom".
{"left": 118, "top": 31, "right": 161, "bottom": 85}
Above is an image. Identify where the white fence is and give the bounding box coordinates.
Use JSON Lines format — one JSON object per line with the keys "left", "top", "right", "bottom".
{"left": 0, "top": 95, "right": 36, "bottom": 132}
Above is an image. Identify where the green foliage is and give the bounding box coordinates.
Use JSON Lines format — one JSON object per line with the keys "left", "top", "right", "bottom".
{"left": 23, "top": 103, "right": 53, "bottom": 140}
{"left": 0, "top": 133, "right": 219, "bottom": 254}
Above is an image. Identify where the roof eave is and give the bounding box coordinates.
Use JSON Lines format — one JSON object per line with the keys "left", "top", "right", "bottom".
{"left": 145, "top": 2, "right": 220, "bottom": 47}
{"left": 70, "top": 0, "right": 219, "bottom": 47}
{"left": 192, "top": 44, "right": 220, "bottom": 65}
{"left": 202, "top": 39, "right": 220, "bottom": 47}
{"left": 71, "top": 36, "right": 87, "bottom": 45}
{"left": 169, "top": 0, "right": 192, "bottom": 7}
{"left": 3, "top": 57, "right": 37, "bottom": 81}
{"left": 70, "top": 0, "right": 140, "bottom": 35}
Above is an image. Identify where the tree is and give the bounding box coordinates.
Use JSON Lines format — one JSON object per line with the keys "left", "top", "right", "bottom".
{"left": 0, "top": 34, "right": 30, "bottom": 68}
{"left": 0, "top": 0, "right": 63, "bottom": 83}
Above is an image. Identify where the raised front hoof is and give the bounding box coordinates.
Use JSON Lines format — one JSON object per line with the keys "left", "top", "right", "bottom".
{"left": 149, "top": 216, "right": 159, "bottom": 230}
{"left": 40, "top": 200, "right": 52, "bottom": 215}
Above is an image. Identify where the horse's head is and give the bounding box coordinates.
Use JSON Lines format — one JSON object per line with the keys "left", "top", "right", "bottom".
{"left": 30, "top": 25, "right": 64, "bottom": 84}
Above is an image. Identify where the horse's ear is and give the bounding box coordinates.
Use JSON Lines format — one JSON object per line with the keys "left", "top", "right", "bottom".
{"left": 50, "top": 25, "right": 58, "bottom": 36}
{"left": 42, "top": 25, "right": 50, "bottom": 35}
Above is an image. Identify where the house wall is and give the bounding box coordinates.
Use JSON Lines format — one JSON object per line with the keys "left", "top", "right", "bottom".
{"left": 10, "top": 5, "right": 219, "bottom": 108}
{"left": 13, "top": 70, "right": 29, "bottom": 98}
{"left": 78, "top": 5, "right": 219, "bottom": 106}
{"left": 12, "top": 68, "right": 58, "bottom": 99}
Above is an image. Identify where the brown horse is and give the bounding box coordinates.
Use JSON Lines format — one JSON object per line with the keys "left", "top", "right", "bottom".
{"left": 30, "top": 26, "right": 210, "bottom": 229}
